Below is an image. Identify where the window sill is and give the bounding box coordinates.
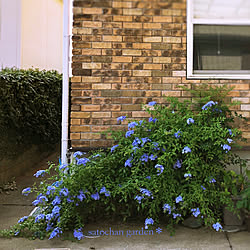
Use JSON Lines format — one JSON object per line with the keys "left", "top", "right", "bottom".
{"left": 187, "top": 73, "right": 250, "bottom": 80}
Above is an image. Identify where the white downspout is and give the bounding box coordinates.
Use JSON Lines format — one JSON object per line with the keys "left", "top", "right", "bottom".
{"left": 61, "top": 0, "right": 71, "bottom": 165}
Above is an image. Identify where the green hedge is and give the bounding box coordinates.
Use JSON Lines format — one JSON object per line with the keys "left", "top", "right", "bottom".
{"left": 0, "top": 68, "right": 62, "bottom": 145}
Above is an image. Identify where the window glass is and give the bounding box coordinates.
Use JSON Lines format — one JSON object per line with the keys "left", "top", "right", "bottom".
{"left": 193, "top": 25, "right": 250, "bottom": 71}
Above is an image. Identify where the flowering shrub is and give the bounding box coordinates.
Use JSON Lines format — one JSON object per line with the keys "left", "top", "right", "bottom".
{"left": 0, "top": 97, "right": 247, "bottom": 240}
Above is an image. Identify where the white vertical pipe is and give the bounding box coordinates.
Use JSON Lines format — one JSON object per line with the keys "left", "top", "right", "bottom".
{"left": 61, "top": 0, "right": 70, "bottom": 165}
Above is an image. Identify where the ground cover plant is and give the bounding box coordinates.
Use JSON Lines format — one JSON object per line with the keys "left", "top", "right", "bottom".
{"left": 0, "top": 87, "right": 247, "bottom": 240}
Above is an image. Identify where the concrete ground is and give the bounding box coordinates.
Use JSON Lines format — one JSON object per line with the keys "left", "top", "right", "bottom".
{"left": 0, "top": 153, "right": 249, "bottom": 250}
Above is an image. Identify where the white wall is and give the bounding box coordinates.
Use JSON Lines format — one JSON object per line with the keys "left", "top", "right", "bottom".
{"left": 0, "top": 0, "right": 21, "bottom": 68}
{"left": 21, "top": 0, "right": 63, "bottom": 72}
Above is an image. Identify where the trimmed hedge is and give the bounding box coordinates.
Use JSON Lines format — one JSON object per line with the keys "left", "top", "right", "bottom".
{"left": 0, "top": 68, "right": 62, "bottom": 145}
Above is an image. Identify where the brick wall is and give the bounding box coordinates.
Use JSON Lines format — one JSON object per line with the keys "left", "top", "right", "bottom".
{"left": 71, "top": 0, "right": 250, "bottom": 149}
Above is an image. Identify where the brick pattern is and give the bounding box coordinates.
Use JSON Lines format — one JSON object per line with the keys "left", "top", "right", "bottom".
{"left": 71, "top": 0, "right": 250, "bottom": 149}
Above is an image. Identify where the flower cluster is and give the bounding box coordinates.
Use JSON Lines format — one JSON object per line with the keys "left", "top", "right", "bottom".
{"left": 191, "top": 208, "right": 200, "bottom": 217}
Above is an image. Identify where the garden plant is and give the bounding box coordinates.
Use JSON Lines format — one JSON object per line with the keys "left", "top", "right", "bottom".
{"left": 0, "top": 68, "right": 62, "bottom": 160}
{"left": 0, "top": 86, "right": 247, "bottom": 240}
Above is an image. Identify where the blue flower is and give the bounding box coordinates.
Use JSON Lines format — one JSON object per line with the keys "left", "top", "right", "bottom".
{"left": 184, "top": 173, "right": 192, "bottom": 178}
{"left": 141, "top": 137, "right": 151, "bottom": 146}
{"left": 221, "top": 144, "right": 231, "bottom": 153}
{"left": 163, "top": 204, "right": 171, "bottom": 214}
{"left": 173, "top": 213, "right": 181, "bottom": 219}
{"left": 46, "top": 223, "right": 53, "bottom": 232}
{"left": 22, "top": 187, "right": 31, "bottom": 196}
{"left": 201, "top": 185, "right": 206, "bottom": 191}
{"left": 148, "top": 101, "right": 157, "bottom": 106}
{"left": 32, "top": 195, "right": 48, "bottom": 206}
{"left": 152, "top": 142, "right": 160, "bottom": 151}
{"left": 32, "top": 199, "right": 40, "bottom": 206}
{"left": 228, "top": 129, "right": 232, "bottom": 136}
{"left": 132, "top": 147, "right": 139, "bottom": 153}
{"left": 212, "top": 222, "right": 223, "bottom": 231}
{"left": 18, "top": 216, "right": 28, "bottom": 224}
{"left": 176, "top": 195, "right": 183, "bottom": 203}
{"left": 49, "top": 227, "right": 62, "bottom": 240}
{"left": 59, "top": 164, "right": 69, "bottom": 172}
{"left": 227, "top": 138, "right": 233, "bottom": 144}
{"left": 99, "top": 187, "right": 107, "bottom": 194}
{"left": 74, "top": 228, "right": 84, "bottom": 240}
{"left": 100, "top": 187, "right": 110, "bottom": 197}
{"left": 209, "top": 178, "right": 216, "bottom": 183}
{"left": 46, "top": 186, "right": 56, "bottom": 196}
{"left": 140, "top": 188, "right": 152, "bottom": 197}
{"left": 59, "top": 187, "right": 69, "bottom": 197}
{"left": 139, "top": 120, "right": 144, "bottom": 125}
{"left": 117, "top": 116, "right": 126, "bottom": 123}
{"left": 134, "top": 195, "right": 143, "bottom": 204}
{"left": 145, "top": 218, "right": 154, "bottom": 229}
{"left": 111, "top": 144, "right": 119, "bottom": 152}
{"left": 52, "top": 206, "right": 61, "bottom": 216}
{"left": 77, "top": 191, "right": 86, "bottom": 201}
{"left": 149, "top": 154, "right": 157, "bottom": 161}
{"left": 140, "top": 153, "right": 149, "bottom": 162}
{"left": 202, "top": 101, "right": 216, "bottom": 110}
{"left": 52, "top": 196, "right": 61, "bottom": 206}
{"left": 146, "top": 176, "right": 151, "bottom": 180}
{"left": 91, "top": 192, "right": 100, "bottom": 200}
{"left": 132, "top": 137, "right": 141, "bottom": 147}
{"left": 173, "top": 159, "right": 182, "bottom": 169}
{"left": 148, "top": 117, "right": 157, "bottom": 123}
{"left": 52, "top": 180, "right": 63, "bottom": 187}
{"left": 125, "top": 158, "right": 132, "bottom": 167}
{"left": 67, "top": 197, "right": 74, "bottom": 203}
{"left": 92, "top": 153, "right": 101, "bottom": 158}
{"left": 187, "top": 118, "right": 194, "bottom": 124}
{"left": 182, "top": 146, "right": 191, "bottom": 154}
{"left": 155, "top": 164, "right": 164, "bottom": 175}
{"left": 191, "top": 208, "right": 200, "bottom": 217}
{"left": 46, "top": 213, "right": 53, "bottom": 221}
{"left": 125, "top": 130, "right": 134, "bottom": 138}
{"left": 174, "top": 131, "right": 182, "bottom": 138}
{"left": 73, "top": 151, "right": 83, "bottom": 159}
{"left": 128, "top": 121, "right": 138, "bottom": 129}
{"left": 34, "top": 170, "right": 46, "bottom": 178}
{"left": 14, "top": 230, "right": 20, "bottom": 236}
{"left": 77, "top": 157, "right": 90, "bottom": 166}
{"left": 35, "top": 214, "right": 45, "bottom": 223}
{"left": 132, "top": 146, "right": 139, "bottom": 153}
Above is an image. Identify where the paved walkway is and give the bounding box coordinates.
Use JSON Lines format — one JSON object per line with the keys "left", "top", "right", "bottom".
{"left": 0, "top": 154, "right": 249, "bottom": 250}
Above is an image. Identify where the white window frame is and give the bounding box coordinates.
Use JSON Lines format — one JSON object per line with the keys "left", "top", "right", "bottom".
{"left": 187, "top": 0, "right": 250, "bottom": 79}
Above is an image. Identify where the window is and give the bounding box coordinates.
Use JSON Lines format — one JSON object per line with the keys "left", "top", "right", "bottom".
{"left": 187, "top": 0, "right": 250, "bottom": 79}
